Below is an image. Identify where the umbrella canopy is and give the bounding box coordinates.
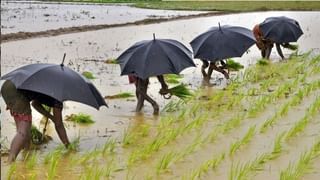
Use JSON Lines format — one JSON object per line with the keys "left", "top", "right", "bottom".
{"left": 190, "top": 24, "right": 256, "bottom": 62}
{"left": 117, "top": 35, "right": 195, "bottom": 79}
{"left": 260, "top": 16, "right": 303, "bottom": 43}
{"left": 1, "top": 63, "right": 107, "bottom": 110}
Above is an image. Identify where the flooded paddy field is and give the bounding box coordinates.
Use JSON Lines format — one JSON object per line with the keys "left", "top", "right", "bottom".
{"left": 1, "top": 0, "right": 208, "bottom": 34}
{"left": 1, "top": 7, "right": 320, "bottom": 180}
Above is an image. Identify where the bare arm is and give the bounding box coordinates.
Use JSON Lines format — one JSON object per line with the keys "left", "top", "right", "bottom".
{"left": 276, "top": 43, "right": 284, "bottom": 59}
{"left": 31, "top": 100, "right": 54, "bottom": 120}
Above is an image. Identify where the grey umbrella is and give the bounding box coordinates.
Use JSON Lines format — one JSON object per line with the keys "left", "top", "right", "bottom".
{"left": 260, "top": 16, "right": 303, "bottom": 43}
{"left": 117, "top": 34, "right": 195, "bottom": 79}
{"left": 1, "top": 63, "right": 107, "bottom": 109}
{"left": 190, "top": 24, "right": 256, "bottom": 62}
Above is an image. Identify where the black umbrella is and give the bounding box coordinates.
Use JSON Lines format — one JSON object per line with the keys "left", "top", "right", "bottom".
{"left": 1, "top": 63, "right": 107, "bottom": 109}
{"left": 117, "top": 34, "right": 195, "bottom": 79}
{"left": 260, "top": 16, "right": 303, "bottom": 43}
{"left": 190, "top": 24, "right": 256, "bottom": 62}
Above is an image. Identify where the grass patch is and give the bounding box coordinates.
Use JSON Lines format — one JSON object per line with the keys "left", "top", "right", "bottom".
{"left": 105, "top": 92, "right": 135, "bottom": 99}
{"left": 82, "top": 71, "right": 95, "bottom": 79}
{"left": 65, "top": 113, "right": 95, "bottom": 124}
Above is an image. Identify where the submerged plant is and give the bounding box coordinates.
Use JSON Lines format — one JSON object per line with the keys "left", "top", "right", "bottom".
{"left": 105, "top": 92, "right": 135, "bottom": 99}
{"left": 65, "top": 113, "right": 94, "bottom": 124}
{"left": 105, "top": 58, "right": 118, "bottom": 64}
{"left": 82, "top": 71, "right": 95, "bottom": 79}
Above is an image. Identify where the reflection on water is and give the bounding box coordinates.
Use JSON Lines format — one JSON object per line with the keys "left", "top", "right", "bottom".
{"left": 1, "top": 11, "right": 320, "bottom": 178}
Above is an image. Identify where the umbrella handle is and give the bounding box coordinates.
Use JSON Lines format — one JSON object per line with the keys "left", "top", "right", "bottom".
{"left": 163, "top": 93, "right": 172, "bottom": 99}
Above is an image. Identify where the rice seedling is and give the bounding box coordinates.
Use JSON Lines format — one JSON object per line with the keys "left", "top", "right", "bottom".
{"left": 80, "top": 166, "right": 104, "bottom": 180}
{"left": 122, "top": 128, "right": 138, "bottom": 147}
{"left": 226, "top": 59, "right": 244, "bottom": 71}
{"left": 67, "top": 136, "right": 80, "bottom": 151}
{"left": 257, "top": 59, "right": 269, "bottom": 66}
{"left": 279, "top": 140, "right": 320, "bottom": 180}
{"left": 47, "top": 153, "right": 60, "bottom": 180}
{"left": 82, "top": 71, "right": 95, "bottom": 79}
{"left": 7, "top": 162, "right": 17, "bottom": 180}
{"left": 222, "top": 114, "right": 245, "bottom": 133}
{"left": 25, "top": 151, "right": 38, "bottom": 170}
{"left": 168, "top": 83, "right": 194, "bottom": 100}
{"left": 65, "top": 113, "right": 95, "bottom": 124}
{"left": 229, "top": 125, "right": 256, "bottom": 156}
{"left": 102, "top": 138, "right": 117, "bottom": 155}
{"left": 270, "top": 132, "right": 286, "bottom": 159}
{"left": 162, "top": 99, "right": 185, "bottom": 112}
{"left": 105, "top": 92, "right": 135, "bottom": 99}
{"left": 156, "top": 151, "right": 178, "bottom": 174}
{"left": 286, "top": 116, "right": 309, "bottom": 140}
{"left": 105, "top": 58, "right": 118, "bottom": 64}
{"left": 76, "top": 148, "right": 102, "bottom": 165}
{"left": 229, "top": 153, "right": 270, "bottom": 180}
{"left": 188, "top": 153, "right": 225, "bottom": 179}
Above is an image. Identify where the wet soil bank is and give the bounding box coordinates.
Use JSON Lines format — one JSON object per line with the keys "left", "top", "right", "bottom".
{"left": 1, "top": 11, "right": 229, "bottom": 43}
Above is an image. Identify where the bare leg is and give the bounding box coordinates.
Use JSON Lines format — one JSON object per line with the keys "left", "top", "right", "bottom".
{"left": 265, "top": 46, "right": 272, "bottom": 59}
{"left": 210, "top": 63, "right": 229, "bottom": 79}
{"left": 201, "top": 60, "right": 209, "bottom": 80}
{"left": 276, "top": 43, "right": 284, "bottom": 60}
{"left": 135, "top": 78, "right": 159, "bottom": 114}
{"left": 52, "top": 107, "right": 70, "bottom": 147}
{"left": 8, "top": 119, "right": 31, "bottom": 162}
{"left": 261, "top": 49, "right": 266, "bottom": 58}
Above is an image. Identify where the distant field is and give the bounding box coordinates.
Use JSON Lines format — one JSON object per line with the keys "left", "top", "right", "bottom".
{"left": 44, "top": 1, "right": 320, "bottom": 11}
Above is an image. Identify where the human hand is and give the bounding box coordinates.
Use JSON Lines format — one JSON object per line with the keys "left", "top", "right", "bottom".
{"left": 159, "top": 88, "right": 170, "bottom": 95}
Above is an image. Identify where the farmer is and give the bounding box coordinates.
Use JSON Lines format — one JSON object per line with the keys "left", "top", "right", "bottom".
{"left": 253, "top": 24, "right": 290, "bottom": 60}
{"left": 201, "top": 59, "right": 229, "bottom": 81}
{"left": 1, "top": 80, "right": 70, "bottom": 162}
{"left": 129, "top": 75, "right": 169, "bottom": 114}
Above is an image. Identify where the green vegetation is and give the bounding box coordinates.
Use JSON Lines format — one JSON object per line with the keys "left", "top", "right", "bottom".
{"left": 105, "top": 92, "right": 135, "bottom": 99}
{"left": 165, "top": 74, "right": 183, "bottom": 84}
{"left": 31, "top": 125, "right": 44, "bottom": 145}
{"left": 168, "top": 83, "right": 193, "bottom": 100}
{"left": 46, "top": 1, "right": 320, "bottom": 11}
{"left": 82, "top": 71, "right": 95, "bottom": 79}
{"left": 226, "top": 59, "right": 244, "bottom": 71}
{"left": 105, "top": 58, "right": 118, "bottom": 64}
{"left": 65, "top": 113, "right": 95, "bottom": 124}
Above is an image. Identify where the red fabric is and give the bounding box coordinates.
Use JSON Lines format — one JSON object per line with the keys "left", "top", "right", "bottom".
{"left": 128, "top": 75, "right": 137, "bottom": 84}
{"left": 10, "top": 112, "right": 32, "bottom": 122}
{"left": 253, "top": 24, "right": 265, "bottom": 50}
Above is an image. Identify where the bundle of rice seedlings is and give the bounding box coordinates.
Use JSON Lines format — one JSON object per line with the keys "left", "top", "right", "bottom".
{"left": 31, "top": 125, "right": 52, "bottom": 145}
{"left": 283, "top": 44, "right": 298, "bottom": 50}
{"left": 226, "top": 59, "right": 244, "bottom": 71}
{"left": 165, "top": 74, "right": 183, "bottom": 84}
{"left": 257, "top": 59, "right": 270, "bottom": 66}
{"left": 65, "top": 113, "right": 95, "bottom": 124}
{"left": 168, "top": 84, "right": 193, "bottom": 100}
{"left": 105, "top": 92, "right": 134, "bottom": 99}
{"left": 82, "top": 71, "right": 95, "bottom": 79}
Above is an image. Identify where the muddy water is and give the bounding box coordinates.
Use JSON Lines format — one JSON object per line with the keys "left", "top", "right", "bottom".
{"left": 1, "top": 1, "right": 208, "bottom": 34}
{"left": 1, "top": 11, "right": 320, "bottom": 179}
